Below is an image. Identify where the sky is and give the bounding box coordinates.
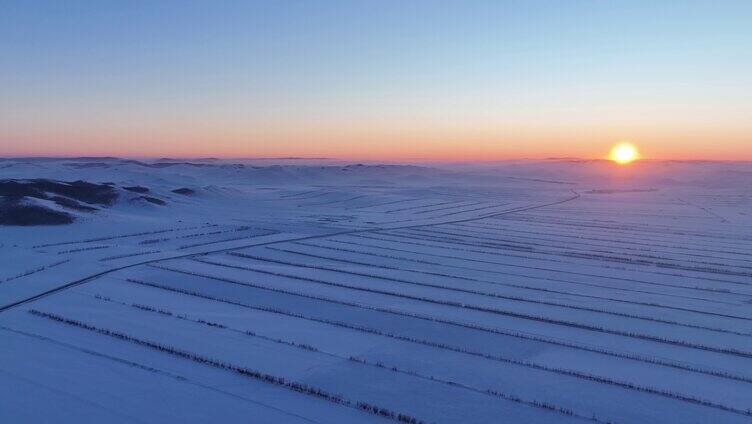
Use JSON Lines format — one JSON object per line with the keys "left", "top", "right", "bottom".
{"left": 1, "top": 0, "right": 751, "bottom": 161}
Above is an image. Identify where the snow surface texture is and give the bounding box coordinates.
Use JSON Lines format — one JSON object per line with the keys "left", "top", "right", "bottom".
{"left": 1, "top": 157, "right": 752, "bottom": 423}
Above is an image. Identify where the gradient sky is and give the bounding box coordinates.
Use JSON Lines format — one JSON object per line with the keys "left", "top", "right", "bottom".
{"left": 1, "top": 0, "right": 751, "bottom": 160}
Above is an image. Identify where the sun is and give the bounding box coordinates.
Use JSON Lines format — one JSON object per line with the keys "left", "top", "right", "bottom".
{"left": 609, "top": 142, "right": 639, "bottom": 164}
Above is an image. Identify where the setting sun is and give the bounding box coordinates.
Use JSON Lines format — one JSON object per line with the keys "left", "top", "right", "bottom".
{"left": 609, "top": 142, "right": 639, "bottom": 164}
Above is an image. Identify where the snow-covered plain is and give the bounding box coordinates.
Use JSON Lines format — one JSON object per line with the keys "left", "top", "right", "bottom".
{"left": 2, "top": 157, "right": 752, "bottom": 423}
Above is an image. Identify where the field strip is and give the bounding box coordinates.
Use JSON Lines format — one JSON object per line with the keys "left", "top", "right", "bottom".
{"left": 82, "top": 294, "right": 603, "bottom": 422}
{"left": 0, "top": 326, "right": 323, "bottom": 424}
{"left": 407, "top": 225, "right": 752, "bottom": 272}
{"left": 122, "top": 274, "right": 752, "bottom": 384}
{"left": 346, "top": 233, "right": 752, "bottom": 302}
{"left": 391, "top": 228, "right": 752, "bottom": 284}
{"left": 478, "top": 220, "right": 752, "bottom": 256}
{"left": 447, "top": 222, "right": 752, "bottom": 263}
{"left": 488, "top": 214, "right": 752, "bottom": 247}
{"left": 0, "top": 191, "right": 580, "bottom": 313}
{"left": 408, "top": 227, "right": 752, "bottom": 277}
{"left": 90, "top": 291, "right": 752, "bottom": 420}
{"left": 491, "top": 215, "right": 752, "bottom": 246}
{"left": 373, "top": 229, "right": 752, "bottom": 293}
{"left": 291, "top": 239, "right": 750, "bottom": 316}
{"left": 27, "top": 310, "right": 428, "bottom": 424}
{"left": 187, "top": 257, "right": 752, "bottom": 359}
{"left": 263, "top": 244, "right": 752, "bottom": 334}
{"left": 86, "top": 281, "right": 752, "bottom": 405}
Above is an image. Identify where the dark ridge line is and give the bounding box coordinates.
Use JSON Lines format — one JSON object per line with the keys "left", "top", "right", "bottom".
{"left": 177, "top": 230, "right": 277, "bottom": 250}
{"left": 278, "top": 190, "right": 320, "bottom": 199}
{"left": 31, "top": 224, "right": 218, "bottom": 248}
{"left": 1, "top": 259, "right": 71, "bottom": 284}
{"left": 384, "top": 200, "right": 470, "bottom": 214}
{"left": 58, "top": 245, "right": 112, "bottom": 255}
{"left": 344, "top": 197, "right": 424, "bottom": 211}
{"left": 284, "top": 191, "right": 334, "bottom": 201}
{"left": 303, "top": 195, "right": 369, "bottom": 207}
{"left": 100, "top": 250, "right": 162, "bottom": 262}
{"left": 411, "top": 201, "right": 486, "bottom": 215}
{"left": 426, "top": 202, "right": 514, "bottom": 219}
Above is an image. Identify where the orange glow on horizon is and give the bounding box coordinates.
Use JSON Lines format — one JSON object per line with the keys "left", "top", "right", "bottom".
{"left": 2, "top": 127, "right": 750, "bottom": 162}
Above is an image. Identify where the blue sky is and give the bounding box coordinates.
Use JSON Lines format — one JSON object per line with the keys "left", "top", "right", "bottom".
{"left": 1, "top": 0, "right": 751, "bottom": 159}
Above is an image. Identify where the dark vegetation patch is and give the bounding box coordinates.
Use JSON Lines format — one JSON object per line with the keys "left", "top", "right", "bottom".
{"left": 0, "top": 179, "right": 118, "bottom": 205}
{"left": 0, "top": 199, "right": 73, "bottom": 226}
{"left": 139, "top": 196, "right": 166, "bottom": 205}
{"left": 171, "top": 187, "right": 195, "bottom": 195}
{"left": 50, "top": 196, "right": 98, "bottom": 212}
{"left": 0, "top": 179, "right": 118, "bottom": 225}
{"left": 123, "top": 185, "right": 150, "bottom": 193}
